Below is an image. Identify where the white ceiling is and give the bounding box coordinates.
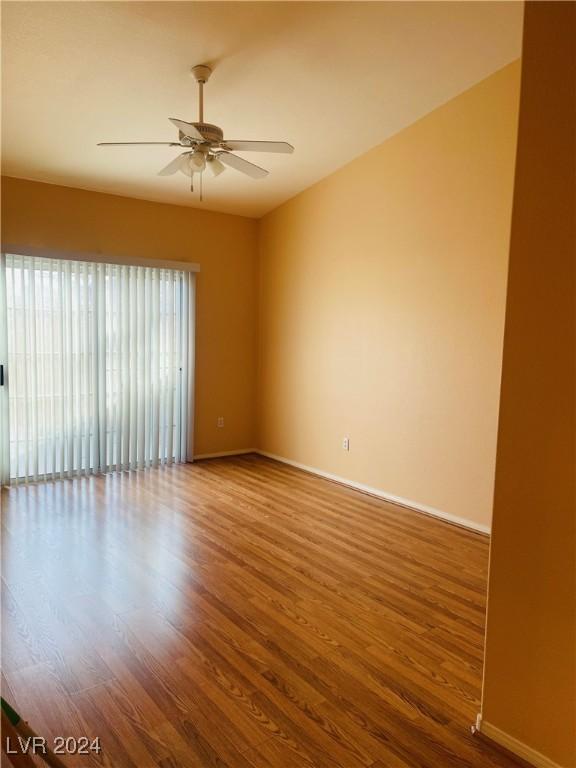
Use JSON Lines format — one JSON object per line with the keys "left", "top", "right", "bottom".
{"left": 2, "top": 1, "right": 523, "bottom": 218}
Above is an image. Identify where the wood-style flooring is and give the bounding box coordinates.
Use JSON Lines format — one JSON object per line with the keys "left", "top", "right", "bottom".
{"left": 1, "top": 454, "right": 523, "bottom": 767}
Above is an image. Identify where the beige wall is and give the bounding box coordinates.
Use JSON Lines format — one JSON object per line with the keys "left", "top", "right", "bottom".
{"left": 257, "top": 62, "right": 520, "bottom": 530}
{"left": 481, "top": 3, "right": 576, "bottom": 766}
{"left": 0, "top": 177, "right": 259, "bottom": 456}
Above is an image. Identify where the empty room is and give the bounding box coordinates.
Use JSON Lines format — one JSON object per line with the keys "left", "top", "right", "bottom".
{"left": 1, "top": 2, "right": 574, "bottom": 767}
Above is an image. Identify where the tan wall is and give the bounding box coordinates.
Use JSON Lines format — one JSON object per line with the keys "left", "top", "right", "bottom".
{"left": 0, "top": 176, "right": 259, "bottom": 456}
{"left": 257, "top": 62, "right": 521, "bottom": 530}
{"left": 481, "top": 3, "right": 576, "bottom": 765}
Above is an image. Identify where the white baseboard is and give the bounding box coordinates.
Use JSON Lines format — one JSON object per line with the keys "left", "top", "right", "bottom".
{"left": 475, "top": 717, "right": 566, "bottom": 768}
{"left": 193, "top": 449, "right": 256, "bottom": 460}
{"left": 257, "top": 450, "right": 491, "bottom": 535}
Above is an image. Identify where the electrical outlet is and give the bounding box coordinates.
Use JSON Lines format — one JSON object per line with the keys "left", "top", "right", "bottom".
{"left": 217, "top": 416, "right": 224, "bottom": 428}
{"left": 342, "top": 437, "right": 350, "bottom": 451}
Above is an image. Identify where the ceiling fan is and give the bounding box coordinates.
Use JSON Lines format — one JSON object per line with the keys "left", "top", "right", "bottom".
{"left": 97, "top": 64, "right": 294, "bottom": 199}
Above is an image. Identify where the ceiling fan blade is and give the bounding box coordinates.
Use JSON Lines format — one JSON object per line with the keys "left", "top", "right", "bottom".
{"left": 207, "top": 156, "right": 226, "bottom": 177}
{"left": 169, "top": 118, "right": 204, "bottom": 141}
{"left": 98, "top": 142, "right": 183, "bottom": 146}
{"left": 224, "top": 141, "right": 294, "bottom": 154}
{"left": 217, "top": 151, "right": 268, "bottom": 179}
{"left": 157, "top": 153, "right": 190, "bottom": 176}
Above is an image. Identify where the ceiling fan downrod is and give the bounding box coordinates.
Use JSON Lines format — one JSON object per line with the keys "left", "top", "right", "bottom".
{"left": 191, "top": 64, "right": 212, "bottom": 124}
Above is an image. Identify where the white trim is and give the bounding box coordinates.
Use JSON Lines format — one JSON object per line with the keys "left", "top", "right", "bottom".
{"left": 475, "top": 719, "right": 566, "bottom": 768}
{"left": 257, "top": 450, "right": 491, "bottom": 535}
{"left": 193, "top": 449, "right": 256, "bottom": 460}
{"left": 2, "top": 245, "right": 200, "bottom": 273}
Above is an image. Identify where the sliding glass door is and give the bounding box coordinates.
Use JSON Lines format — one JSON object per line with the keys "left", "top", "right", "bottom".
{"left": 0, "top": 253, "right": 195, "bottom": 484}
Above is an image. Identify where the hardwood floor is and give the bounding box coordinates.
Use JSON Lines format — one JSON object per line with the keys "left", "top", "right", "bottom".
{"left": 1, "top": 454, "right": 523, "bottom": 767}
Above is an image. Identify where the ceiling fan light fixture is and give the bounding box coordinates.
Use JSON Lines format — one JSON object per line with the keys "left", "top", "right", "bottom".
{"left": 207, "top": 155, "right": 226, "bottom": 177}
{"left": 189, "top": 150, "right": 206, "bottom": 172}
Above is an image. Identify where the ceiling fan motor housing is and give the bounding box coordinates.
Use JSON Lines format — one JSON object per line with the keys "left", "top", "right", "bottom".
{"left": 180, "top": 123, "right": 223, "bottom": 145}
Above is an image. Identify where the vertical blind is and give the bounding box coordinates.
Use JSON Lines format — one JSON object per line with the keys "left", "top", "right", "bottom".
{"left": 0, "top": 254, "right": 195, "bottom": 484}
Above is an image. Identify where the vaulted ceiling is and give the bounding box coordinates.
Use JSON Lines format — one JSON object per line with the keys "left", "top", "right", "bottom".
{"left": 1, "top": 1, "right": 523, "bottom": 217}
